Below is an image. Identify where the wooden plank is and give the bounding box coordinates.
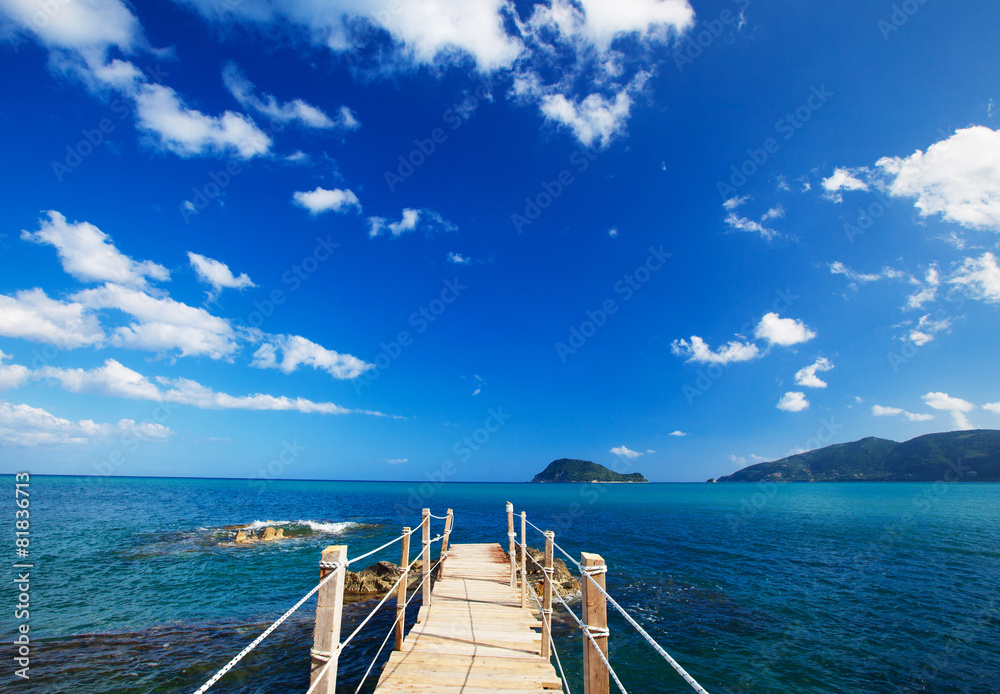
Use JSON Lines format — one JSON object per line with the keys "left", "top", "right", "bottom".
{"left": 373, "top": 542, "right": 564, "bottom": 693}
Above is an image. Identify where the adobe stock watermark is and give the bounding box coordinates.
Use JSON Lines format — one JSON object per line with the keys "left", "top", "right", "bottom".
{"left": 231, "top": 235, "right": 340, "bottom": 332}
{"left": 353, "top": 278, "right": 467, "bottom": 393}
{"left": 682, "top": 287, "right": 799, "bottom": 404}
{"left": 555, "top": 245, "right": 671, "bottom": 363}
{"left": 886, "top": 294, "right": 966, "bottom": 373}
{"left": 724, "top": 415, "right": 844, "bottom": 532}
{"left": 673, "top": 0, "right": 750, "bottom": 72}
{"left": 878, "top": 0, "right": 929, "bottom": 40}
{"left": 393, "top": 406, "right": 511, "bottom": 520}
{"left": 384, "top": 76, "right": 491, "bottom": 192}
{"left": 51, "top": 65, "right": 169, "bottom": 182}
{"left": 248, "top": 439, "right": 307, "bottom": 491}
{"left": 511, "top": 144, "right": 600, "bottom": 233}
{"left": 717, "top": 85, "right": 833, "bottom": 201}
{"left": 548, "top": 451, "right": 639, "bottom": 533}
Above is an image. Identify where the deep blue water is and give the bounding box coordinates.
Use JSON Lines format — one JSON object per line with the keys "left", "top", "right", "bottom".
{"left": 3, "top": 476, "right": 999, "bottom": 693}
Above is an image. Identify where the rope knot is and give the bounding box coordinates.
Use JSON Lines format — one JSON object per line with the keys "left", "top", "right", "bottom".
{"left": 310, "top": 646, "right": 338, "bottom": 662}
{"left": 581, "top": 625, "right": 610, "bottom": 638}
{"left": 318, "top": 561, "right": 346, "bottom": 571}
{"left": 582, "top": 564, "right": 607, "bottom": 576}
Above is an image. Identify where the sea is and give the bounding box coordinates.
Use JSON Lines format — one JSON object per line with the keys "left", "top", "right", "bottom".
{"left": 4, "top": 476, "right": 999, "bottom": 694}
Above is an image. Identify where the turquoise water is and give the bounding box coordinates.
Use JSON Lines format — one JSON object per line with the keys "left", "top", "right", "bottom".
{"left": 4, "top": 476, "right": 999, "bottom": 693}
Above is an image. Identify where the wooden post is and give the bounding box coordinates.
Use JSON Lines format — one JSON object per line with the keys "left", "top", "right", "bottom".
{"left": 421, "top": 508, "right": 431, "bottom": 608}
{"left": 394, "top": 528, "right": 410, "bottom": 651}
{"left": 310, "top": 545, "right": 347, "bottom": 694}
{"left": 541, "top": 530, "right": 554, "bottom": 660}
{"left": 506, "top": 502, "right": 516, "bottom": 588}
{"left": 581, "top": 551, "right": 610, "bottom": 694}
{"left": 520, "top": 511, "right": 527, "bottom": 609}
{"left": 436, "top": 509, "right": 453, "bottom": 580}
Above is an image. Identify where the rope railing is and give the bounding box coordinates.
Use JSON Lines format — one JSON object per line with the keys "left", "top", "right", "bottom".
{"left": 190, "top": 509, "right": 452, "bottom": 694}
{"left": 514, "top": 506, "right": 712, "bottom": 694}
{"left": 520, "top": 542, "right": 572, "bottom": 694}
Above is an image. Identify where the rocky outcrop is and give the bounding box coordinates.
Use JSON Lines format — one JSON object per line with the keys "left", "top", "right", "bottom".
{"left": 231, "top": 525, "right": 287, "bottom": 544}
{"left": 344, "top": 561, "right": 424, "bottom": 596}
{"left": 260, "top": 527, "right": 277, "bottom": 542}
{"left": 234, "top": 530, "right": 249, "bottom": 544}
{"left": 511, "top": 546, "right": 580, "bottom": 597}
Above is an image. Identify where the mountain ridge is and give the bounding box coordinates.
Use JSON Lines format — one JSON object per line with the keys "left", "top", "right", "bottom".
{"left": 715, "top": 429, "right": 1000, "bottom": 482}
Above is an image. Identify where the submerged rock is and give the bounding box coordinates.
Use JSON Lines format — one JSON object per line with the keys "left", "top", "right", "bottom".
{"left": 344, "top": 560, "right": 425, "bottom": 596}
{"left": 512, "top": 546, "right": 580, "bottom": 598}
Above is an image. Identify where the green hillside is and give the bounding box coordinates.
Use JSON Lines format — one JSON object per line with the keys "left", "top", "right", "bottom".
{"left": 531, "top": 458, "right": 648, "bottom": 483}
{"left": 716, "top": 430, "right": 1000, "bottom": 482}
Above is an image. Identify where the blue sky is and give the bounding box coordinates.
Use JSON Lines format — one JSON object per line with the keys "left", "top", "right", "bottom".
{"left": 0, "top": 0, "right": 998, "bottom": 482}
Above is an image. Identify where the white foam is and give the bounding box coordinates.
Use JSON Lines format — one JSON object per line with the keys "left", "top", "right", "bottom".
{"left": 297, "top": 520, "right": 358, "bottom": 534}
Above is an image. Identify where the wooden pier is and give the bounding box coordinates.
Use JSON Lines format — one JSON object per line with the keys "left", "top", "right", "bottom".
{"left": 373, "top": 542, "right": 564, "bottom": 693}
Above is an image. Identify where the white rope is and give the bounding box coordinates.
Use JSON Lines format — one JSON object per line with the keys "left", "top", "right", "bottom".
{"left": 345, "top": 526, "right": 421, "bottom": 568}
{"left": 428, "top": 512, "right": 450, "bottom": 520}
{"left": 523, "top": 516, "right": 712, "bottom": 694}
{"left": 308, "top": 537, "right": 445, "bottom": 694}
{"left": 191, "top": 561, "right": 345, "bottom": 694}
{"left": 521, "top": 561, "right": 572, "bottom": 694}
{"left": 350, "top": 555, "right": 445, "bottom": 694}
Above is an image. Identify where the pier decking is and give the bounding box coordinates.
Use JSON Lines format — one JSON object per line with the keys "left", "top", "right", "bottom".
{"left": 373, "top": 542, "right": 564, "bottom": 693}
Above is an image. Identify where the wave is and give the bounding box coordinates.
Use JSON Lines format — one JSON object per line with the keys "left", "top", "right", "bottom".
{"left": 238, "top": 519, "right": 359, "bottom": 534}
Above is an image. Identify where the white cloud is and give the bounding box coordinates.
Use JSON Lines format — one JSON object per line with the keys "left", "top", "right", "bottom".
{"left": 0, "top": 288, "right": 104, "bottom": 348}
{"left": 949, "top": 252, "right": 1000, "bottom": 304}
{"left": 182, "top": 0, "right": 693, "bottom": 148}
{"left": 875, "top": 126, "right": 1000, "bottom": 232}
{"left": 608, "top": 227, "right": 618, "bottom": 238}
{"left": 72, "top": 283, "right": 238, "bottom": 359}
{"left": 610, "top": 445, "right": 642, "bottom": 458}
{"left": 754, "top": 313, "right": 816, "bottom": 347}
{"left": 447, "top": 252, "right": 472, "bottom": 265}
{"left": 906, "top": 266, "right": 939, "bottom": 309}
{"left": 21, "top": 211, "right": 169, "bottom": 289}
{"left": 0, "top": 0, "right": 145, "bottom": 91}
{"left": 187, "top": 252, "right": 255, "bottom": 301}
{"left": 722, "top": 195, "right": 749, "bottom": 211}
{"left": 761, "top": 205, "right": 785, "bottom": 222}
{"left": 0, "top": 351, "right": 30, "bottom": 391}
{"left": 368, "top": 209, "right": 456, "bottom": 238}
{"left": 538, "top": 89, "right": 632, "bottom": 149}
{"left": 729, "top": 454, "right": 746, "bottom": 465}
{"left": 670, "top": 336, "right": 761, "bottom": 365}
{"left": 829, "top": 261, "right": 888, "bottom": 285}
{"left": 723, "top": 212, "right": 779, "bottom": 241}
{"left": 386, "top": 458, "right": 408, "bottom": 464}
{"left": 821, "top": 167, "right": 869, "bottom": 202}
{"left": 0, "top": 400, "right": 170, "bottom": 446}
{"left": 872, "top": 405, "right": 931, "bottom": 421}
{"left": 36, "top": 359, "right": 383, "bottom": 416}
{"left": 922, "top": 391, "right": 974, "bottom": 430}
{"left": 777, "top": 391, "right": 809, "bottom": 412}
{"left": 983, "top": 402, "right": 1000, "bottom": 414}
{"left": 223, "top": 62, "right": 357, "bottom": 130}
{"left": 293, "top": 187, "right": 361, "bottom": 215}
{"left": 908, "top": 313, "right": 953, "bottom": 346}
{"left": 251, "top": 334, "right": 372, "bottom": 380}
{"left": 794, "top": 357, "right": 834, "bottom": 388}
{"left": 134, "top": 83, "right": 272, "bottom": 159}
{"left": 669, "top": 430, "right": 688, "bottom": 437}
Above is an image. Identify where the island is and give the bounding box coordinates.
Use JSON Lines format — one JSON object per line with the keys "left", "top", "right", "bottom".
{"left": 531, "top": 458, "right": 649, "bottom": 483}
{"left": 716, "top": 429, "right": 1000, "bottom": 482}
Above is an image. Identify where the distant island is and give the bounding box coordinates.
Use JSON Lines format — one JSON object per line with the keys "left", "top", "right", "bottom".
{"left": 715, "top": 429, "right": 1000, "bottom": 482}
{"left": 531, "top": 458, "right": 649, "bottom": 483}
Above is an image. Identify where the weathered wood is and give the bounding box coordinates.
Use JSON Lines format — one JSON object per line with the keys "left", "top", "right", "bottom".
{"left": 520, "top": 511, "right": 527, "bottom": 609}
{"left": 422, "top": 509, "right": 431, "bottom": 608}
{"left": 395, "top": 527, "right": 411, "bottom": 651}
{"left": 373, "top": 543, "right": 562, "bottom": 693}
{"left": 507, "top": 502, "right": 516, "bottom": 588}
{"left": 541, "top": 531, "right": 554, "bottom": 660}
{"left": 437, "top": 509, "right": 454, "bottom": 580}
{"left": 581, "top": 552, "right": 609, "bottom": 694}
{"left": 310, "top": 544, "right": 347, "bottom": 694}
